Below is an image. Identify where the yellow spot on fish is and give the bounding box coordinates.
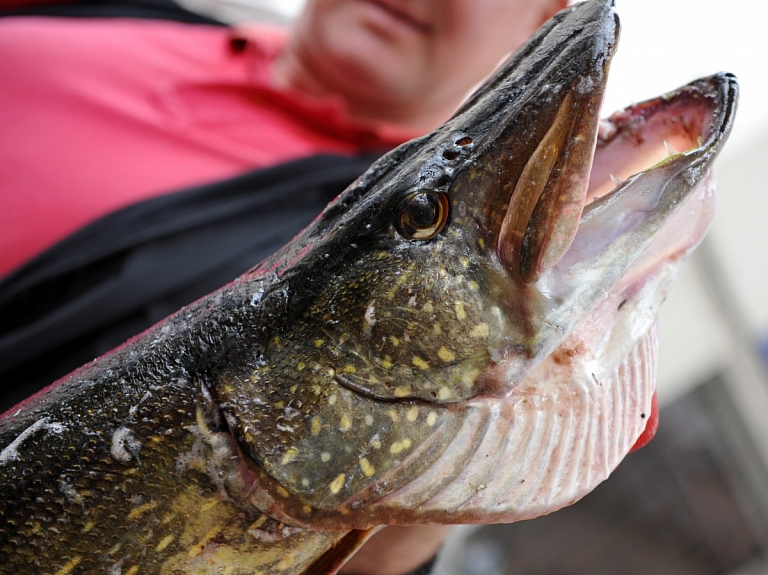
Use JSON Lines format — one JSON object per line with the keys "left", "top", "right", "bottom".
{"left": 321, "top": 452, "right": 331, "bottom": 462}
{"left": 388, "top": 409, "right": 400, "bottom": 422}
{"left": 54, "top": 556, "right": 82, "bottom": 575}
{"left": 422, "top": 301, "right": 434, "bottom": 313}
{"left": 326, "top": 368, "right": 335, "bottom": 378}
{"left": 462, "top": 368, "right": 480, "bottom": 387}
{"left": 125, "top": 567, "right": 139, "bottom": 575}
{"left": 127, "top": 500, "right": 157, "bottom": 521}
{"left": 302, "top": 479, "right": 310, "bottom": 487}
{"left": 314, "top": 338, "right": 325, "bottom": 348}
{"left": 277, "top": 556, "right": 294, "bottom": 570}
{"left": 412, "top": 356, "right": 430, "bottom": 370}
{"left": 188, "top": 526, "right": 220, "bottom": 558}
{"left": 391, "top": 442, "right": 404, "bottom": 455}
{"left": 81, "top": 520, "right": 95, "bottom": 534}
{"left": 468, "top": 280, "right": 480, "bottom": 291}
{"left": 438, "top": 386, "right": 452, "bottom": 400}
{"left": 274, "top": 400, "right": 284, "bottom": 409}
{"left": 339, "top": 333, "right": 349, "bottom": 344}
{"left": 470, "top": 323, "right": 490, "bottom": 338}
{"left": 303, "top": 505, "right": 312, "bottom": 514}
{"left": 372, "top": 440, "right": 382, "bottom": 449}
{"left": 343, "top": 364, "right": 356, "bottom": 374}
{"left": 310, "top": 385, "right": 322, "bottom": 395}
{"left": 297, "top": 362, "right": 306, "bottom": 371}
{"left": 394, "top": 386, "right": 410, "bottom": 398}
{"left": 406, "top": 406, "right": 419, "bottom": 422}
{"left": 277, "top": 486, "right": 290, "bottom": 498}
{"left": 328, "top": 394, "right": 337, "bottom": 406}
{"left": 249, "top": 373, "right": 261, "bottom": 384}
{"left": 402, "top": 438, "right": 412, "bottom": 449}
{"left": 438, "top": 347, "right": 455, "bottom": 362}
{"left": 340, "top": 415, "right": 352, "bottom": 431}
{"left": 155, "top": 534, "right": 175, "bottom": 553}
{"left": 161, "top": 513, "right": 176, "bottom": 525}
{"left": 460, "top": 257, "right": 470, "bottom": 268}
{"left": 433, "top": 323, "right": 442, "bottom": 335}
{"left": 290, "top": 384, "right": 297, "bottom": 394}
{"left": 389, "top": 335, "right": 400, "bottom": 347}
{"left": 281, "top": 448, "right": 298, "bottom": 465}
{"left": 381, "top": 356, "right": 393, "bottom": 369}
{"left": 455, "top": 301, "right": 467, "bottom": 321}
{"left": 364, "top": 414, "right": 374, "bottom": 426}
{"left": 107, "top": 543, "right": 122, "bottom": 556}
{"left": 311, "top": 416, "right": 321, "bottom": 435}
{"left": 360, "top": 458, "right": 376, "bottom": 477}
{"left": 330, "top": 474, "right": 346, "bottom": 495}
{"left": 427, "top": 412, "right": 438, "bottom": 427}
{"left": 249, "top": 515, "right": 267, "bottom": 531}
{"left": 478, "top": 237, "right": 485, "bottom": 249}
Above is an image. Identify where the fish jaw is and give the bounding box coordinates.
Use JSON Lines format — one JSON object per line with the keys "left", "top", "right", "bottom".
{"left": 211, "top": 1, "right": 736, "bottom": 528}
{"left": 373, "top": 75, "right": 735, "bottom": 523}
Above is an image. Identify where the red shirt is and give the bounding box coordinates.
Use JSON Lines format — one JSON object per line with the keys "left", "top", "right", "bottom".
{"left": 0, "top": 17, "right": 416, "bottom": 278}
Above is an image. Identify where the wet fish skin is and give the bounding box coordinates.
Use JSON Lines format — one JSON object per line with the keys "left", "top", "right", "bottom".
{"left": 0, "top": 0, "right": 738, "bottom": 573}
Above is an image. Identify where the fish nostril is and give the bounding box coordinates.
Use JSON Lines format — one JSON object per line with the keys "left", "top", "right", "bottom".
{"left": 456, "top": 136, "right": 473, "bottom": 147}
{"left": 435, "top": 174, "right": 451, "bottom": 187}
{"left": 443, "top": 149, "right": 460, "bottom": 161}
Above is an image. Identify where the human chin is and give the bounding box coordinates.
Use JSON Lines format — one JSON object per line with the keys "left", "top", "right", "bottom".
{"left": 319, "top": 8, "right": 425, "bottom": 97}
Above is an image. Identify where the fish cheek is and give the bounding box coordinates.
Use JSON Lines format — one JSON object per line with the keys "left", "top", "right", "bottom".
{"left": 211, "top": 332, "right": 450, "bottom": 511}
{"left": 310, "top": 247, "right": 504, "bottom": 403}
{"left": 262, "top": 386, "right": 449, "bottom": 510}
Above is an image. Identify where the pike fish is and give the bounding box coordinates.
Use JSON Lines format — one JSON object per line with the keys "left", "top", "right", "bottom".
{"left": 0, "top": 1, "right": 737, "bottom": 573}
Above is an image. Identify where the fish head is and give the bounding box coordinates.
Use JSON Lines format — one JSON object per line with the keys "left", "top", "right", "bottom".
{"left": 219, "top": 0, "right": 737, "bottom": 528}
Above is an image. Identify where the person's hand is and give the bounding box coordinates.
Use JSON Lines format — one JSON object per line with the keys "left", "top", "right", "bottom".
{"left": 339, "top": 525, "right": 452, "bottom": 575}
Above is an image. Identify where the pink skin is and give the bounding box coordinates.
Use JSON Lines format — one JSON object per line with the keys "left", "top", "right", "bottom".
{"left": 273, "top": 0, "right": 569, "bottom": 131}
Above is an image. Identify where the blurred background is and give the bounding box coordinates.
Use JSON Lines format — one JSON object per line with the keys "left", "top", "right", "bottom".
{"left": 208, "top": 0, "right": 768, "bottom": 572}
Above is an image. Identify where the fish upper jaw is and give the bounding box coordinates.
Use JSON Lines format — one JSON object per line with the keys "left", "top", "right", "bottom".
{"left": 524, "top": 73, "right": 736, "bottom": 369}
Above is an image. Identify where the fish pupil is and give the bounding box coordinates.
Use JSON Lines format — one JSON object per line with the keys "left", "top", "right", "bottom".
{"left": 397, "top": 191, "right": 448, "bottom": 240}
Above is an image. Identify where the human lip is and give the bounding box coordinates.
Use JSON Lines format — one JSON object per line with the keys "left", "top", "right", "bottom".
{"left": 364, "top": 0, "right": 432, "bottom": 34}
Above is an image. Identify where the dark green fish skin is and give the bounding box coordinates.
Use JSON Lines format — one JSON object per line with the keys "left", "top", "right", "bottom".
{"left": 0, "top": 0, "right": 738, "bottom": 573}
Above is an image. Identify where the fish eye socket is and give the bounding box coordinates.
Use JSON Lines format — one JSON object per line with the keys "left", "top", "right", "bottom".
{"left": 396, "top": 191, "right": 449, "bottom": 241}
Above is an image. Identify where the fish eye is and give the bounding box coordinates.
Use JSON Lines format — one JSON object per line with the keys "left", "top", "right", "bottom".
{"left": 396, "top": 191, "right": 449, "bottom": 241}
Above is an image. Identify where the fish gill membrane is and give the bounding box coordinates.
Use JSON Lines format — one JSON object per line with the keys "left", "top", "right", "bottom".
{"left": 0, "top": 0, "right": 737, "bottom": 573}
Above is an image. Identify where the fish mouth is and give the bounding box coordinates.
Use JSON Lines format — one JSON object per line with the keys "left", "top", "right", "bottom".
{"left": 241, "top": 0, "right": 737, "bottom": 530}
{"left": 361, "top": 74, "right": 736, "bottom": 524}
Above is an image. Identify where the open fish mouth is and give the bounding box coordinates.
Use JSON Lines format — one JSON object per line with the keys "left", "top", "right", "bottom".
{"left": 214, "top": 0, "right": 736, "bottom": 530}
{"left": 353, "top": 76, "right": 735, "bottom": 527}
